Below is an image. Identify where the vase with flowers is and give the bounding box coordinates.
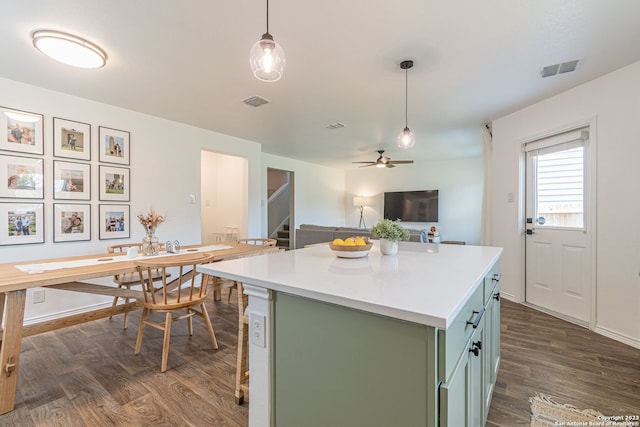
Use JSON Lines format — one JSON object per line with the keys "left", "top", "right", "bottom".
{"left": 137, "top": 209, "right": 165, "bottom": 256}
{"left": 371, "top": 219, "right": 409, "bottom": 255}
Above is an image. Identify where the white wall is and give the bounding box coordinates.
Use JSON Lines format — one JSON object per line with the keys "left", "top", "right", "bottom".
{"left": 0, "top": 77, "right": 263, "bottom": 322}
{"left": 491, "top": 60, "right": 640, "bottom": 348}
{"left": 345, "top": 157, "right": 483, "bottom": 244}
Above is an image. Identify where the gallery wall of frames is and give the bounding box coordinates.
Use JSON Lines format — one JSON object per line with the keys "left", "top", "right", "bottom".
{"left": 1, "top": 105, "right": 132, "bottom": 246}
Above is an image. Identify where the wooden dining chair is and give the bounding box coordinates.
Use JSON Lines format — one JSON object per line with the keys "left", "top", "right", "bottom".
{"left": 108, "top": 242, "right": 166, "bottom": 329}
{"left": 235, "top": 281, "right": 249, "bottom": 404}
{"left": 223, "top": 238, "right": 278, "bottom": 302}
{"left": 134, "top": 252, "right": 218, "bottom": 372}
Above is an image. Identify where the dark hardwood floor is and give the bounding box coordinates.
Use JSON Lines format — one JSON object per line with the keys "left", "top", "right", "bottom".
{"left": 0, "top": 295, "right": 638, "bottom": 426}
{"left": 487, "top": 299, "right": 640, "bottom": 426}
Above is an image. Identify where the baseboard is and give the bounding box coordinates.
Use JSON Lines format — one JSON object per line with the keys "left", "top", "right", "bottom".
{"left": 23, "top": 302, "right": 113, "bottom": 326}
{"left": 594, "top": 325, "right": 640, "bottom": 350}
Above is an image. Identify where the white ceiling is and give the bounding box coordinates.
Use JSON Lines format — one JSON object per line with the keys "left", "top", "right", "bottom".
{"left": 1, "top": 1, "right": 640, "bottom": 169}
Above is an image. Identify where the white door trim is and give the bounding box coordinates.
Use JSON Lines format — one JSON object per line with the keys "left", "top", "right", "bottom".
{"left": 517, "top": 117, "right": 598, "bottom": 330}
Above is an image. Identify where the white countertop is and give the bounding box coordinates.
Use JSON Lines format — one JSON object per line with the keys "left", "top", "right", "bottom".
{"left": 198, "top": 241, "right": 503, "bottom": 329}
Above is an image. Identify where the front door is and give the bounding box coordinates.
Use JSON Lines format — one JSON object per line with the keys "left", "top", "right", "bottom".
{"left": 524, "top": 127, "right": 592, "bottom": 324}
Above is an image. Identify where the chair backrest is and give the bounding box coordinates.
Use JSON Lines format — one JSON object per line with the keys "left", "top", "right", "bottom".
{"left": 135, "top": 253, "right": 216, "bottom": 308}
{"left": 108, "top": 242, "right": 165, "bottom": 254}
{"left": 237, "top": 238, "right": 277, "bottom": 247}
{"left": 108, "top": 242, "right": 143, "bottom": 253}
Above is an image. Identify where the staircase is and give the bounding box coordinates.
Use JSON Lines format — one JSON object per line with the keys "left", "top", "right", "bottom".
{"left": 276, "top": 224, "right": 290, "bottom": 250}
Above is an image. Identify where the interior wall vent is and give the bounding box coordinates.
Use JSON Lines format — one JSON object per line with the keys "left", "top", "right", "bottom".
{"left": 242, "top": 96, "right": 270, "bottom": 107}
{"left": 325, "top": 122, "right": 347, "bottom": 130}
{"left": 541, "top": 59, "right": 581, "bottom": 78}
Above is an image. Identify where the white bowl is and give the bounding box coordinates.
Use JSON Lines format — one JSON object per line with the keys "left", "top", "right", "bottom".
{"left": 329, "top": 242, "right": 373, "bottom": 259}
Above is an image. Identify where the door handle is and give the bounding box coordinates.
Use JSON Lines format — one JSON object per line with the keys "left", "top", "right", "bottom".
{"left": 526, "top": 229, "right": 535, "bottom": 235}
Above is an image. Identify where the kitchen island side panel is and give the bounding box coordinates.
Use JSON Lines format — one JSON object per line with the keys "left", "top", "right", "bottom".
{"left": 273, "top": 291, "right": 438, "bottom": 427}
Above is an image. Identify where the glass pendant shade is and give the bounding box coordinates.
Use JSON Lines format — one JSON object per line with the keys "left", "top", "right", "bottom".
{"left": 32, "top": 30, "right": 106, "bottom": 69}
{"left": 397, "top": 127, "right": 415, "bottom": 149}
{"left": 250, "top": 33, "right": 285, "bottom": 82}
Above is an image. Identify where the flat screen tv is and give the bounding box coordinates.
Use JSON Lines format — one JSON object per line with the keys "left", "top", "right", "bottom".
{"left": 383, "top": 190, "right": 438, "bottom": 222}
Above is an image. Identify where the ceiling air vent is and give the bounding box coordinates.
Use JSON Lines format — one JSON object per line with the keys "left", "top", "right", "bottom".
{"left": 325, "top": 122, "right": 347, "bottom": 130}
{"left": 242, "top": 96, "right": 270, "bottom": 107}
{"left": 541, "top": 59, "right": 580, "bottom": 78}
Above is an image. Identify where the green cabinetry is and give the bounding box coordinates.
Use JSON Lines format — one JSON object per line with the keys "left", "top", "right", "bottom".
{"left": 272, "top": 266, "right": 501, "bottom": 427}
{"left": 439, "top": 265, "right": 501, "bottom": 426}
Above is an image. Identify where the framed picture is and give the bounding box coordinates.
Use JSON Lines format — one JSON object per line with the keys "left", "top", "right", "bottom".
{"left": 0, "top": 154, "right": 44, "bottom": 199}
{"left": 99, "top": 204, "right": 129, "bottom": 240}
{"left": 53, "top": 118, "right": 91, "bottom": 161}
{"left": 53, "top": 203, "right": 91, "bottom": 242}
{"left": 99, "top": 165, "right": 129, "bottom": 201}
{"left": 98, "top": 126, "right": 129, "bottom": 165}
{"left": 0, "top": 106, "right": 44, "bottom": 155}
{"left": 0, "top": 202, "right": 44, "bottom": 245}
{"left": 53, "top": 160, "right": 91, "bottom": 200}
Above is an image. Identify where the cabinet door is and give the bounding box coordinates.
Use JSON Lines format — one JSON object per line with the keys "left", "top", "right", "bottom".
{"left": 439, "top": 346, "right": 469, "bottom": 426}
{"left": 468, "top": 317, "right": 485, "bottom": 427}
{"left": 440, "top": 315, "right": 485, "bottom": 427}
{"left": 481, "top": 284, "right": 501, "bottom": 421}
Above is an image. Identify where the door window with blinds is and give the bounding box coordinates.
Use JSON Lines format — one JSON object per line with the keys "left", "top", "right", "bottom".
{"left": 524, "top": 128, "right": 588, "bottom": 229}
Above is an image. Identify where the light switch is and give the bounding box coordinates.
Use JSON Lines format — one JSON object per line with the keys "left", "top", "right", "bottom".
{"left": 189, "top": 194, "right": 196, "bottom": 204}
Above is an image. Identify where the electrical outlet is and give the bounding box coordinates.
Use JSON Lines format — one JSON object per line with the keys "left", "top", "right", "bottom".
{"left": 249, "top": 312, "right": 266, "bottom": 348}
{"left": 33, "top": 289, "right": 45, "bottom": 304}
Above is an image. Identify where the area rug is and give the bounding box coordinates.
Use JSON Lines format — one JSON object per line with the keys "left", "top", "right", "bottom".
{"left": 530, "top": 393, "right": 605, "bottom": 426}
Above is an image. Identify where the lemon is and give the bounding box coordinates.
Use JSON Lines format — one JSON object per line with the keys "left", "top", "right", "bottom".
{"left": 332, "top": 238, "right": 345, "bottom": 246}
{"left": 343, "top": 238, "right": 356, "bottom": 246}
{"left": 354, "top": 237, "right": 367, "bottom": 246}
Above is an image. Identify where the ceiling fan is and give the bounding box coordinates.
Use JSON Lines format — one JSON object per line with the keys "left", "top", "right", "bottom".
{"left": 353, "top": 150, "right": 414, "bottom": 168}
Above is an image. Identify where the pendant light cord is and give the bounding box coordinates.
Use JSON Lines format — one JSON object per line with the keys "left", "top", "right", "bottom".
{"left": 404, "top": 67, "right": 408, "bottom": 128}
{"left": 266, "top": 0, "right": 270, "bottom": 34}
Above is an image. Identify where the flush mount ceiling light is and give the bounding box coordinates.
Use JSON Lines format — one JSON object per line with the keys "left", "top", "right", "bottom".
{"left": 397, "top": 59, "right": 415, "bottom": 149}
{"left": 249, "top": 0, "right": 285, "bottom": 82}
{"left": 32, "top": 30, "right": 107, "bottom": 69}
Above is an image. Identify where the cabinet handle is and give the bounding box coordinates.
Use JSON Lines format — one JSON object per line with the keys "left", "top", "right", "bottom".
{"left": 491, "top": 273, "right": 501, "bottom": 283}
{"left": 493, "top": 292, "right": 500, "bottom": 301}
{"left": 469, "top": 342, "right": 482, "bottom": 357}
{"left": 466, "top": 308, "right": 485, "bottom": 329}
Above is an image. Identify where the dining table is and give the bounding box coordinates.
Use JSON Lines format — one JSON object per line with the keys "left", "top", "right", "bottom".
{"left": 0, "top": 241, "right": 279, "bottom": 415}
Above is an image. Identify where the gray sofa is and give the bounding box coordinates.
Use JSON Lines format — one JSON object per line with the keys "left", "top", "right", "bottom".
{"left": 295, "top": 224, "right": 422, "bottom": 249}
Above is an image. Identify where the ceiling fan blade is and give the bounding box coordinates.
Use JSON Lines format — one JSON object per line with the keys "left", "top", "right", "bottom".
{"left": 352, "top": 161, "right": 375, "bottom": 164}
{"left": 388, "top": 160, "right": 414, "bottom": 164}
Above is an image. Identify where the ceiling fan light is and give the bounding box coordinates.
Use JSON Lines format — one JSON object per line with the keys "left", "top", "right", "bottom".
{"left": 32, "top": 30, "right": 106, "bottom": 69}
{"left": 397, "top": 127, "right": 415, "bottom": 149}
{"left": 249, "top": 33, "right": 285, "bottom": 82}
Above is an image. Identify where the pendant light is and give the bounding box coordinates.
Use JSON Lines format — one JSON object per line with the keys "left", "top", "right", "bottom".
{"left": 249, "top": 0, "right": 286, "bottom": 82}
{"left": 397, "top": 60, "right": 415, "bottom": 149}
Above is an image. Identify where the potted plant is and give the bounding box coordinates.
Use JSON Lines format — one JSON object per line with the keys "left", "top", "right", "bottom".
{"left": 371, "top": 219, "right": 410, "bottom": 255}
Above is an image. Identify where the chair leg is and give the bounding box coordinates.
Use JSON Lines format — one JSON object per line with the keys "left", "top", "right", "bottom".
{"left": 161, "top": 312, "right": 172, "bottom": 372}
{"left": 134, "top": 308, "right": 148, "bottom": 355}
{"left": 235, "top": 320, "right": 248, "bottom": 404}
{"left": 122, "top": 289, "right": 131, "bottom": 329}
{"left": 187, "top": 311, "right": 193, "bottom": 336}
{"left": 109, "top": 283, "right": 124, "bottom": 319}
{"left": 200, "top": 303, "right": 218, "bottom": 350}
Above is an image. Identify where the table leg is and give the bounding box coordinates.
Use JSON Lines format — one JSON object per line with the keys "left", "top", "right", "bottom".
{"left": 0, "top": 290, "right": 26, "bottom": 414}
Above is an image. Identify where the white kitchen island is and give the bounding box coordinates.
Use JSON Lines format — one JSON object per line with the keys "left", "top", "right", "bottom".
{"left": 198, "top": 241, "right": 503, "bottom": 427}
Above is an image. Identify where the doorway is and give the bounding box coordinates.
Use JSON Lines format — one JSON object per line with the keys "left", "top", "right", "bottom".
{"left": 523, "top": 126, "right": 594, "bottom": 325}
{"left": 267, "top": 168, "right": 294, "bottom": 249}
{"left": 200, "top": 150, "right": 248, "bottom": 243}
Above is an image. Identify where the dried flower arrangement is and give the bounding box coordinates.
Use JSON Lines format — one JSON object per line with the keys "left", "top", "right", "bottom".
{"left": 137, "top": 209, "right": 165, "bottom": 232}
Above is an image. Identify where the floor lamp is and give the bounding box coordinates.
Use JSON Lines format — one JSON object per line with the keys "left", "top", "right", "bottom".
{"left": 353, "top": 196, "right": 371, "bottom": 229}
